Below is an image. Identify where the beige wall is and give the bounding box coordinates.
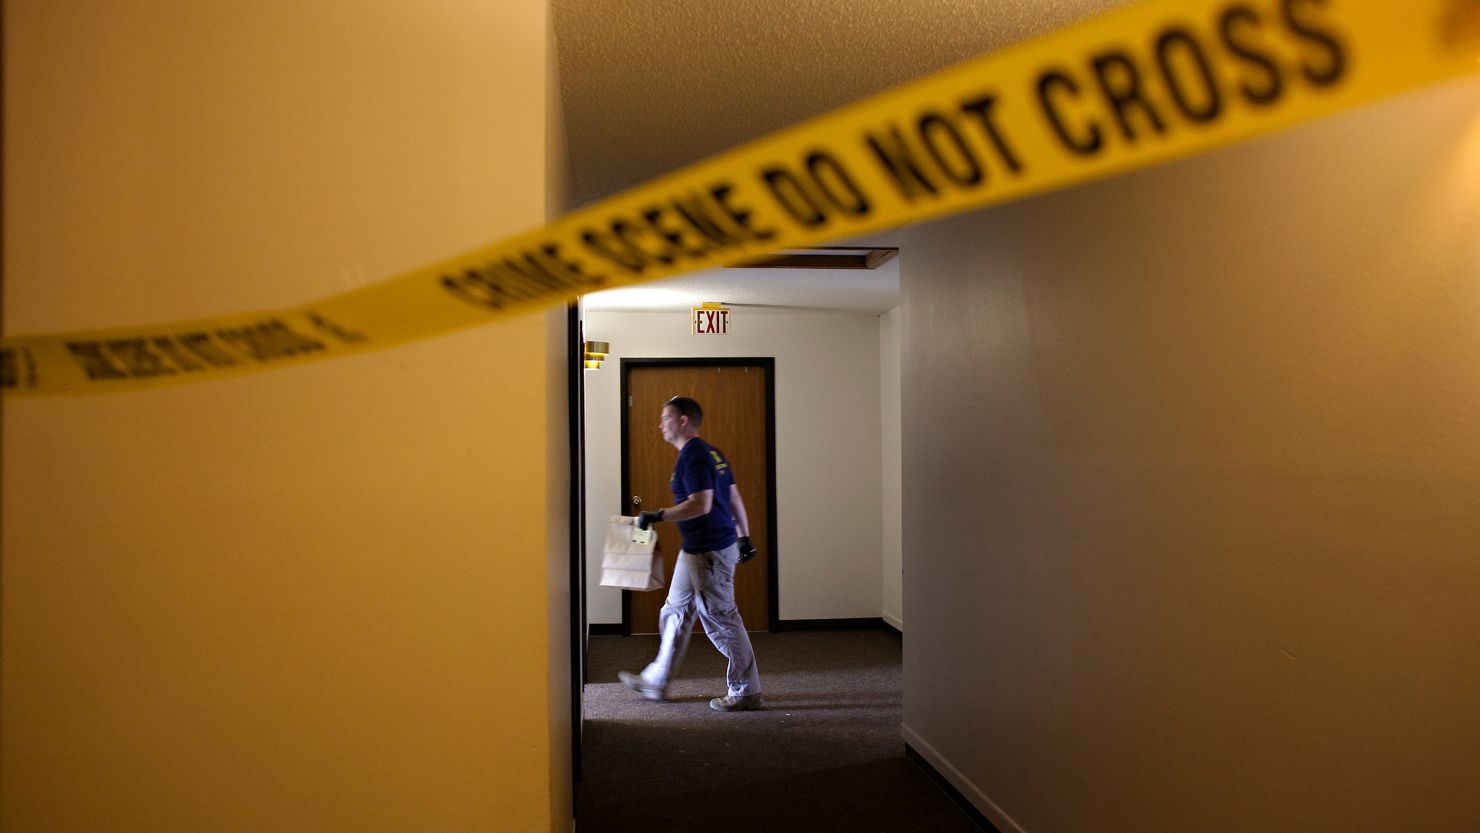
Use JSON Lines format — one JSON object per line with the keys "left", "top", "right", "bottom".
{"left": 2, "top": 1, "right": 571, "bottom": 831}
{"left": 901, "top": 77, "right": 1480, "bottom": 833}
{"left": 880, "top": 306, "right": 903, "bottom": 630}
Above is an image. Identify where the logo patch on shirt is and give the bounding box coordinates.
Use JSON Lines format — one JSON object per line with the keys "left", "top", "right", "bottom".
{"left": 709, "top": 449, "right": 730, "bottom": 475}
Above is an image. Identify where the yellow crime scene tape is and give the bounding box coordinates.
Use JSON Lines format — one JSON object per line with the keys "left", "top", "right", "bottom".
{"left": 4, "top": 0, "right": 1478, "bottom": 397}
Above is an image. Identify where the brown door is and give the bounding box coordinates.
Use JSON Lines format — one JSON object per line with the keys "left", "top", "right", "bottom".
{"left": 624, "top": 362, "right": 771, "bottom": 634}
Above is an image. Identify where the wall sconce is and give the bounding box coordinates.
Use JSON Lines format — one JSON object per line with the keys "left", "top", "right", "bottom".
{"left": 583, "top": 340, "right": 609, "bottom": 369}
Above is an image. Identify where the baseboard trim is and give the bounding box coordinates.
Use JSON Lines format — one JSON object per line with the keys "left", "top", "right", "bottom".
{"left": 902, "top": 724, "right": 1027, "bottom": 833}
{"left": 882, "top": 612, "right": 904, "bottom": 632}
{"left": 771, "top": 616, "right": 889, "bottom": 632}
{"left": 588, "top": 623, "right": 624, "bottom": 636}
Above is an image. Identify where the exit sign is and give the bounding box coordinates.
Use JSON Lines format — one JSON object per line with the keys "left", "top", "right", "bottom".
{"left": 691, "top": 303, "right": 731, "bottom": 335}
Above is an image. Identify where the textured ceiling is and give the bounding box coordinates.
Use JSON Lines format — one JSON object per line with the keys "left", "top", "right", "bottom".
{"left": 553, "top": 0, "right": 1128, "bottom": 312}
{"left": 579, "top": 253, "right": 902, "bottom": 313}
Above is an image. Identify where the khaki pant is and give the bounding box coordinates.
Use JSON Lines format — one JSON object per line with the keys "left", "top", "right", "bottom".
{"left": 640, "top": 543, "right": 761, "bottom": 697}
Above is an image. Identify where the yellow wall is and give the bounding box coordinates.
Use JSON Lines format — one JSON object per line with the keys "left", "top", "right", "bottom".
{"left": 2, "top": 1, "right": 570, "bottom": 830}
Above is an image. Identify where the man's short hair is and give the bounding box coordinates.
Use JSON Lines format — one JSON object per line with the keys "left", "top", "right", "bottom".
{"left": 665, "top": 396, "right": 703, "bottom": 427}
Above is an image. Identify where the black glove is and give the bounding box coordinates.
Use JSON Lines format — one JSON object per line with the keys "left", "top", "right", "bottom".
{"left": 737, "top": 536, "right": 757, "bottom": 564}
{"left": 636, "top": 509, "right": 663, "bottom": 530}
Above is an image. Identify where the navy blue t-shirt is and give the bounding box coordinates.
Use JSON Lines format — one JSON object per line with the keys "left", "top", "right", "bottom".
{"left": 670, "top": 437, "right": 738, "bottom": 553}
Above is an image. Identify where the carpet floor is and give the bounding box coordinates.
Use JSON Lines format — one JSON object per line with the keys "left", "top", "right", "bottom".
{"left": 575, "top": 628, "right": 987, "bottom": 833}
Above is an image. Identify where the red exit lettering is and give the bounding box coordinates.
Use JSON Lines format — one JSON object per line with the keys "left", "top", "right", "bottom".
{"left": 692, "top": 307, "right": 730, "bottom": 335}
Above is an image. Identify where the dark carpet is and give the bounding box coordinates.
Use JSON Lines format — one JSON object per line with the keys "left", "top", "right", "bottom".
{"left": 576, "top": 629, "right": 986, "bottom": 833}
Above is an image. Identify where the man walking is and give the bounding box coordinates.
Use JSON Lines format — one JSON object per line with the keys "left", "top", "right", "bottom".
{"left": 618, "top": 395, "right": 763, "bottom": 712}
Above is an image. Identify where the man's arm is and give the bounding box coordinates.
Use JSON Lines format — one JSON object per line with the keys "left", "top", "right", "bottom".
{"left": 731, "top": 484, "right": 758, "bottom": 563}
{"left": 637, "top": 450, "right": 719, "bottom": 530}
{"left": 729, "top": 483, "right": 751, "bottom": 537}
{"left": 641, "top": 489, "right": 712, "bottom": 526}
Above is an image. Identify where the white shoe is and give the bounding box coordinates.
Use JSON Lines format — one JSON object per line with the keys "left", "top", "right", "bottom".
{"left": 618, "top": 670, "right": 666, "bottom": 701}
{"left": 709, "top": 693, "right": 763, "bottom": 712}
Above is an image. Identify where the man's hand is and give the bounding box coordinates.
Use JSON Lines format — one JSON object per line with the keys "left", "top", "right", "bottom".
{"left": 636, "top": 510, "right": 663, "bottom": 530}
{"left": 737, "top": 536, "right": 757, "bottom": 564}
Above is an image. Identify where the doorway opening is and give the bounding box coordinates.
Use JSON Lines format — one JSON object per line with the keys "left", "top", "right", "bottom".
{"left": 619, "top": 358, "right": 779, "bottom": 634}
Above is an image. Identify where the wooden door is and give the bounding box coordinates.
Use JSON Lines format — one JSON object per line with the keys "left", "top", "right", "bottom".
{"left": 625, "top": 363, "right": 771, "bottom": 634}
